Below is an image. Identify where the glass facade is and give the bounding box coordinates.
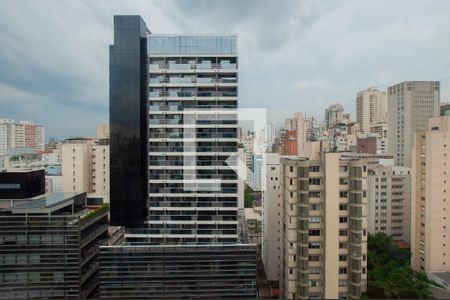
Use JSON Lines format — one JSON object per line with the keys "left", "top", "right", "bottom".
{"left": 149, "top": 35, "right": 237, "bottom": 55}
{"left": 99, "top": 244, "right": 257, "bottom": 299}
{"left": 109, "top": 15, "right": 149, "bottom": 227}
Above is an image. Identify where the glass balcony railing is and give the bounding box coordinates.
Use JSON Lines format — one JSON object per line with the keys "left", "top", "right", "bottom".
{"left": 149, "top": 91, "right": 237, "bottom": 98}
{"left": 149, "top": 63, "right": 237, "bottom": 71}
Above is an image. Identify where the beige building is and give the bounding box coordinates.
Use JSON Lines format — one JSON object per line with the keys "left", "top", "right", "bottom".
{"left": 387, "top": 81, "right": 440, "bottom": 166}
{"left": 368, "top": 163, "right": 411, "bottom": 243}
{"left": 0, "top": 119, "right": 45, "bottom": 155}
{"left": 262, "top": 152, "right": 283, "bottom": 284}
{"left": 62, "top": 138, "right": 110, "bottom": 201}
{"left": 245, "top": 206, "right": 262, "bottom": 245}
{"left": 356, "top": 88, "right": 387, "bottom": 135}
{"left": 411, "top": 116, "right": 450, "bottom": 273}
{"left": 280, "top": 149, "right": 368, "bottom": 300}
{"left": 325, "top": 103, "right": 345, "bottom": 129}
{"left": 96, "top": 124, "right": 110, "bottom": 139}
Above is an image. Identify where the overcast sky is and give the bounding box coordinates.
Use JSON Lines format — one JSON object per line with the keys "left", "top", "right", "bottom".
{"left": 1, "top": 0, "right": 450, "bottom": 139}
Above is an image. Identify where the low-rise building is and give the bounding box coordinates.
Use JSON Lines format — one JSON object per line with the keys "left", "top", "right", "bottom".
{"left": 0, "top": 191, "right": 109, "bottom": 299}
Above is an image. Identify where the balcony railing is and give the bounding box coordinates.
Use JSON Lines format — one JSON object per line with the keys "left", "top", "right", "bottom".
{"left": 149, "top": 91, "right": 237, "bottom": 98}
{"left": 149, "top": 63, "right": 237, "bottom": 71}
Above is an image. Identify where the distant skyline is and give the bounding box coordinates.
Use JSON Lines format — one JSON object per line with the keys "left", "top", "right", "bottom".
{"left": 1, "top": 0, "right": 450, "bottom": 139}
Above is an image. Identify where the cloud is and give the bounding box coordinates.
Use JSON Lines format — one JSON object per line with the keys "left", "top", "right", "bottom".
{"left": 0, "top": 0, "right": 450, "bottom": 138}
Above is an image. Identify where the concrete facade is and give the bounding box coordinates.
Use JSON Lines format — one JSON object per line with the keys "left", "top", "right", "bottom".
{"left": 411, "top": 116, "right": 450, "bottom": 273}
{"left": 262, "top": 153, "right": 283, "bottom": 283}
{"left": 280, "top": 152, "right": 368, "bottom": 300}
{"left": 356, "top": 88, "right": 387, "bottom": 134}
{"left": 368, "top": 164, "right": 411, "bottom": 243}
{"left": 387, "top": 81, "right": 440, "bottom": 166}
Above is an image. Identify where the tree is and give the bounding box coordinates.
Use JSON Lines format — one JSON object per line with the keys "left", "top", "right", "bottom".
{"left": 244, "top": 188, "right": 255, "bottom": 208}
{"left": 366, "top": 233, "right": 433, "bottom": 299}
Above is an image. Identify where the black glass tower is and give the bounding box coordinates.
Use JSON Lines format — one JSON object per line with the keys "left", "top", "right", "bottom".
{"left": 109, "top": 15, "right": 149, "bottom": 227}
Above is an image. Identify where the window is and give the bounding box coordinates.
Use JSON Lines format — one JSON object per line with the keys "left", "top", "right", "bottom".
{"left": 309, "top": 166, "right": 320, "bottom": 172}
{"left": 309, "top": 242, "right": 321, "bottom": 249}
{"left": 339, "top": 166, "right": 348, "bottom": 172}
{"left": 309, "top": 230, "right": 321, "bottom": 236}
{"left": 339, "top": 229, "right": 348, "bottom": 236}
{"left": 339, "top": 242, "right": 347, "bottom": 249}
{"left": 309, "top": 178, "right": 321, "bottom": 185}
{"left": 310, "top": 204, "right": 321, "bottom": 211}
{"left": 309, "top": 268, "right": 321, "bottom": 274}
{"left": 339, "top": 267, "right": 347, "bottom": 274}
{"left": 309, "top": 191, "right": 320, "bottom": 198}
{"left": 340, "top": 191, "right": 348, "bottom": 197}
{"left": 339, "top": 279, "right": 347, "bottom": 287}
{"left": 339, "top": 255, "right": 347, "bottom": 261}
{"left": 309, "top": 217, "right": 321, "bottom": 223}
{"left": 339, "top": 204, "right": 348, "bottom": 211}
{"left": 309, "top": 255, "right": 320, "bottom": 262}
{"left": 309, "top": 280, "right": 320, "bottom": 287}
{"left": 290, "top": 166, "right": 294, "bottom": 172}
{"left": 339, "top": 217, "right": 348, "bottom": 223}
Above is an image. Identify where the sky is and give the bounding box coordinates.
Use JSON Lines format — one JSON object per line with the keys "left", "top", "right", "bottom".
{"left": 1, "top": 0, "right": 450, "bottom": 139}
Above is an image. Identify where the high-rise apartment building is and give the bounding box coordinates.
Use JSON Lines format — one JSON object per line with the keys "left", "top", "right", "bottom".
{"left": 285, "top": 112, "right": 307, "bottom": 156}
{"left": 411, "top": 116, "right": 450, "bottom": 273}
{"left": 0, "top": 119, "right": 45, "bottom": 155}
{"left": 262, "top": 153, "right": 283, "bottom": 286}
{"left": 280, "top": 129, "right": 298, "bottom": 156}
{"left": 356, "top": 88, "right": 387, "bottom": 134}
{"left": 387, "top": 81, "right": 440, "bottom": 166}
{"left": 367, "top": 163, "right": 411, "bottom": 243}
{"left": 62, "top": 138, "right": 110, "bottom": 201}
{"left": 280, "top": 150, "right": 368, "bottom": 300}
{"left": 146, "top": 35, "right": 239, "bottom": 244}
{"left": 325, "top": 103, "right": 345, "bottom": 129}
{"left": 107, "top": 16, "right": 256, "bottom": 299}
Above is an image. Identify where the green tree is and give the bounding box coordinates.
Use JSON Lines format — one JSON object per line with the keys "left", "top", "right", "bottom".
{"left": 244, "top": 188, "right": 255, "bottom": 208}
{"left": 366, "top": 233, "right": 433, "bottom": 299}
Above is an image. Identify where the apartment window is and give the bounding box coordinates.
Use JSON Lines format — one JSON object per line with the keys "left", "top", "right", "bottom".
{"left": 339, "top": 279, "right": 347, "bottom": 287}
{"left": 309, "top": 255, "right": 320, "bottom": 262}
{"left": 309, "top": 230, "right": 321, "bottom": 236}
{"left": 339, "top": 217, "right": 348, "bottom": 224}
{"left": 339, "top": 255, "right": 347, "bottom": 261}
{"left": 339, "top": 292, "right": 347, "bottom": 299}
{"left": 339, "top": 242, "right": 347, "bottom": 249}
{"left": 309, "top": 280, "right": 320, "bottom": 287}
{"left": 309, "top": 268, "right": 321, "bottom": 274}
{"left": 309, "top": 191, "right": 320, "bottom": 198}
{"left": 339, "top": 267, "right": 347, "bottom": 274}
{"left": 339, "top": 178, "right": 348, "bottom": 185}
{"left": 339, "top": 166, "right": 348, "bottom": 172}
{"left": 290, "top": 166, "right": 294, "bottom": 172}
{"left": 339, "top": 229, "right": 348, "bottom": 236}
{"left": 309, "top": 217, "right": 321, "bottom": 223}
{"left": 340, "top": 191, "right": 348, "bottom": 197}
{"left": 310, "top": 204, "right": 321, "bottom": 211}
{"left": 309, "top": 242, "right": 321, "bottom": 249}
{"left": 309, "top": 178, "right": 321, "bottom": 185}
{"left": 339, "top": 204, "right": 348, "bottom": 211}
{"left": 309, "top": 166, "right": 320, "bottom": 172}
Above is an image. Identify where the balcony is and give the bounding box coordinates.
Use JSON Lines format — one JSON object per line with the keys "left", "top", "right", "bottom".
{"left": 80, "top": 204, "right": 109, "bottom": 230}
{"left": 149, "top": 91, "right": 237, "bottom": 98}
{"left": 149, "top": 63, "right": 237, "bottom": 71}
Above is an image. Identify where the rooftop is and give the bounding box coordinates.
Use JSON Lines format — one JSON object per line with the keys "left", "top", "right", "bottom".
{"left": 9, "top": 192, "right": 85, "bottom": 214}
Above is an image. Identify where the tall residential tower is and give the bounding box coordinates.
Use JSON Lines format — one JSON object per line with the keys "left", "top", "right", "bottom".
{"left": 387, "top": 81, "right": 440, "bottom": 166}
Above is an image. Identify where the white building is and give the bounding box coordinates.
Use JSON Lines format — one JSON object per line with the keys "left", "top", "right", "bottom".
{"left": 387, "top": 81, "right": 440, "bottom": 166}
{"left": 368, "top": 163, "right": 411, "bottom": 243}
{"left": 262, "top": 153, "right": 283, "bottom": 284}
{"left": 356, "top": 88, "right": 387, "bottom": 135}
{"left": 0, "top": 119, "right": 45, "bottom": 155}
